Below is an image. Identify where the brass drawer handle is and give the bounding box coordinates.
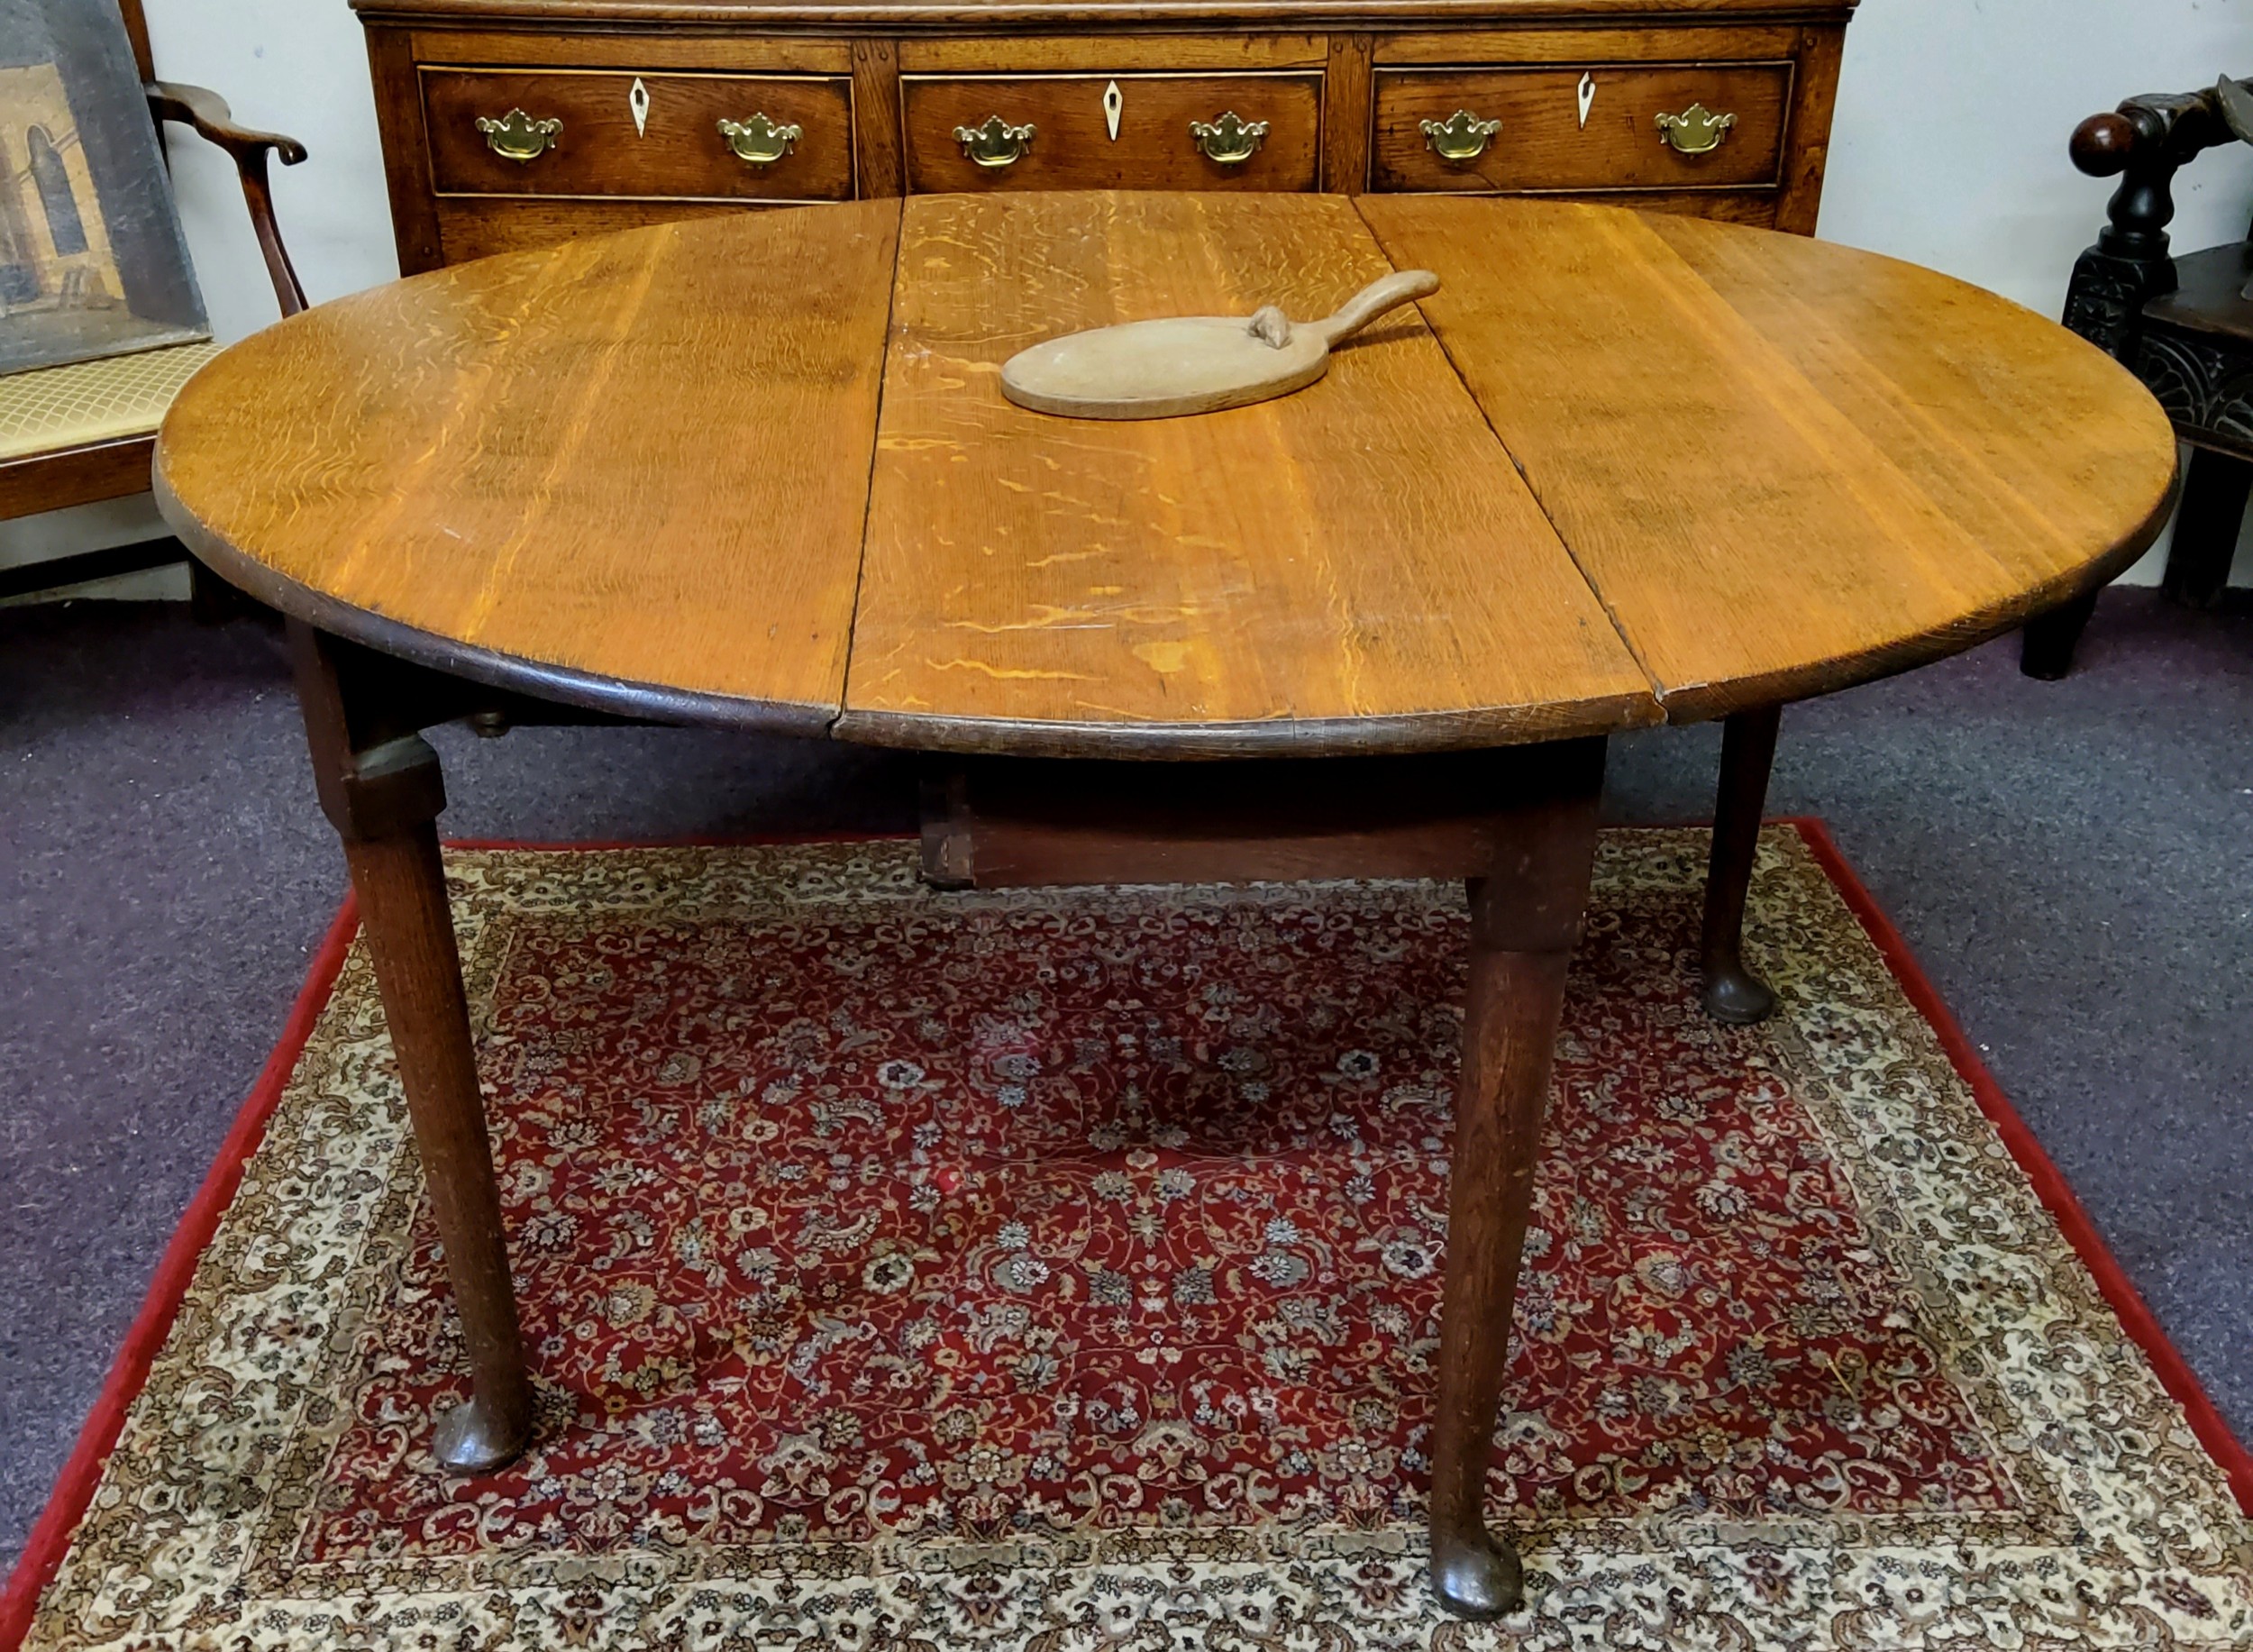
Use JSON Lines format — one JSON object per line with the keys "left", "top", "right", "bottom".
{"left": 475, "top": 108, "right": 562, "bottom": 163}
{"left": 1420, "top": 109, "right": 1502, "bottom": 165}
{"left": 719, "top": 113, "right": 801, "bottom": 166}
{"left": 1656, "top": 102, "right": 1738, "bottom": 155}
{"left": 953, "top": 115, "right": 1035, "bottom": 168}
{"left": 1190, "top": 110, "right": 1269, "bottom": 165}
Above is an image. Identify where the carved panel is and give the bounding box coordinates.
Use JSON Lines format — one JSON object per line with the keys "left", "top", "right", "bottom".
{"left": 2062, "top": 248, "right": 2158, "bottom": 361}
{"left": 2136, "top": 327, "right": 2253, "bottom": 451}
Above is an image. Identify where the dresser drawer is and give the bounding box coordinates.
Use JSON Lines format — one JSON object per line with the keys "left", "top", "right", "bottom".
{"left": 1370, "top": 62, "right": 1791, "bottom": 194}
{"left": 902, "top": 72, "right": 1322, "bottom": 193}
{"left": 421, "top": 68, "right": 855, "bottom": 200}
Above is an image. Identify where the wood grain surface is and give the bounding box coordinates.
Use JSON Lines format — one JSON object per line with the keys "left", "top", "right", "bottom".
{"left": 1773, "top": 22, "right": 1843, "bottom": 234}
{"left": 157, "top": 200, "right": 902, "bottom": 727}
{"left": 1355, "top": 194, "right": 2179, "bottom": 720}
{"left": 0, "top": 434, "right": 155, "bottom": 522}
{"left": 894, "top": 33, "right": 1328, "bottom": 72}
{"left": 408, "top": 29, "right": 857, "bottom": 71}
{"left": 353, "top": 0, "right": 1859, "bottom": 26}
{"left": 842, "top": 192, "right": 1657, "bottom": 754}
{"left": 852, "top": 36, "right": 908, "bottom": 195}
{"left": 158, "top": 190, "right": 2176, "bottom": 751}
{"left": 1322, "top": 31, "right": 1373, "bottom": 189}
{"left": 430, "top": 196, "right": 753, "bottom": 264}
{"left": 1369, "top": 24, "right": 1801, "bottom": 62}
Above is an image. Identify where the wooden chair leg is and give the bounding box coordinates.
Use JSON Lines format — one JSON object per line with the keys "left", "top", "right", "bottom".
{"left": 2020, "top": 589, "right": 2101, "bottom": 680}
{"left": 2161, "top": 445, "right": 2251, "bottom": 610}
{"left": 1428, "top": 772, "right": 1601, "bottom": 1620}
{"left": 290, "top": 622, "right": 535, "bottom": 1474}
{"left": 1700, "top": 703, "right": 1782, "bottom": 1025}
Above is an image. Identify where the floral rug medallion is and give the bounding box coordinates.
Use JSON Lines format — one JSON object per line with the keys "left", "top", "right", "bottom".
{"left": 14, "top": 828, "right": 2251, "bottom": 1650}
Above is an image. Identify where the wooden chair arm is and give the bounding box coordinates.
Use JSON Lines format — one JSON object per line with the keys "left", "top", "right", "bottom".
{"left": 146, "top": 80, "right": 308, "bottom": 167}
{"left": 2074, "top": 86, "right": 2238, "bottom": 182}
{"left": 2057, "top": 80, "right": 2249, "bottom": 362}
{"left": 2070, "top": 85, "right": 2239, "bottom": 247}
{"left": 145, "top": 79, "right": 310, "bottom": 318}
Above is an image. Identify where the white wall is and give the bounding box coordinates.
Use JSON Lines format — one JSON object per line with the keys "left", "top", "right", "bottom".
{"left": 1816, "top": 0, "right": 2253, "bottom": 585}
{"left": 11, "top": 0, "right": 2252, "bottom": 584}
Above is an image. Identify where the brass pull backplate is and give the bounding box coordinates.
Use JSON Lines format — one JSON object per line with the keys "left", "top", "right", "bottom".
{"left": 1190, "top": 110, "right": 1269, "bottom": 165}
{"left": 1655, "top": 102, "right": 1738, "bottom": 155}
{"left": 1420, "top": 109, "right": 1502, "bottom": 164}
{"left": 953, "top": 115, "right": 1035, "bottom": 168}
{"left": 719, "top": 112, "right": 802, "bottom": 165}
{"left": 475, "top": 107, "right": 562, "bottom": 162}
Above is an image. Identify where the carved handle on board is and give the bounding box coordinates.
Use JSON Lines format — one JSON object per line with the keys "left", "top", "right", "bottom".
{"left": 953, "top": 115, "right": 1036, "bottom": 168}
{"left": 718, "top": 113, "right": 802, "bottom": 165}
{"left": 1304, "top": 269, "right": 1441, "bottom": 347}
{"left": 1655, "top": 102, "right": 1738, "bottom": 155}
{"left": 475, "top": 107, "right": 562, "bottom": 162}
{"left": 1420, "top": 109, "right": 1502, "bottom": 164}
{"left": 1190, "top": 111, "right": 1269, "bottom": 165}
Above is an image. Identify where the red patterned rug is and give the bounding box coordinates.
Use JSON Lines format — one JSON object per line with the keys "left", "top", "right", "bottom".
{"left": 5, "top": 825, "right": 2249, "bottom": 1650}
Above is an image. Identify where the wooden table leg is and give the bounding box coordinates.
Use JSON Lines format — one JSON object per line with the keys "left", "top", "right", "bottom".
{"left": 1428, "top": 770, "right": 1601, "bottom": 1620}
{"left": 1700, "top": 703, "right": 1782, "bottom": 1025}
{"left": 2020, "top": 588, "right": 2100, "bottom": 680}
{"left": 290, "top": 623, "right": 535, "bottom": 1474}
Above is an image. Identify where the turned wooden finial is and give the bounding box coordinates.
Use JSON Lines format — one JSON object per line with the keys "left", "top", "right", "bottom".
{"left": 2070, "top": 109, "right": 2139, "bottom": 177}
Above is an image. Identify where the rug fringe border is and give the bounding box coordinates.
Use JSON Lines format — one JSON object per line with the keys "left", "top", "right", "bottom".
{"left": 0, "top": 833, "right": 920, "bottom": 1647}
{"left": 4, "top": 821, "right": 2246, "bottom": 1650}
{"left": 1786, "top": 816, "right": 2253, "bottom": 1515}
{"left": 0, "top": 897, "right": 361, "bottom": 1651}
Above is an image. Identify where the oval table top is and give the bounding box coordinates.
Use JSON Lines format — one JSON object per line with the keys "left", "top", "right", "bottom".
{"left": 156, "top": 191, "right": 2176, "bottom": 760}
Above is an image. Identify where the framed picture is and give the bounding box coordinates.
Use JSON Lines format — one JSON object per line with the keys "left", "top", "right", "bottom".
{"left": 0, "top": 0, "right": 207, "bottom": 375}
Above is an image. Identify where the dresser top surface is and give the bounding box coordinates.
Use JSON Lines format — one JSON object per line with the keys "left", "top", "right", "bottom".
{"left": 352, "top": 0, "right": 1856, "bottom": 30}
{"left": 155, "top": 190, "right": 2163, "bottom": 759}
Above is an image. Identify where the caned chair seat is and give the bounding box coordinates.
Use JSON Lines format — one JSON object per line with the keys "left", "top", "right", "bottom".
{"left": 0, "top": 342, "right": 224, "bottom": 464}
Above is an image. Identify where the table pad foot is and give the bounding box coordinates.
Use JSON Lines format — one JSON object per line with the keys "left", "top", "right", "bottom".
{"left": 1700, "top": 704, "right": 1783, "bottom": 1027}
{"left": 1701, "top": 963, "right": 1779, "bottom": 1025}
{"left": 1430, "top": 1526, "right": 1527, "bottom": 1620}
{"left": 433, "top": 1394, "right": 536, "bottom": 1476}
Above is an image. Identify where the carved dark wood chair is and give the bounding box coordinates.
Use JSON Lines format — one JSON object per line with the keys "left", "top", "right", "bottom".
{"left": 1706, "top": 87, "right": 2253, "bottom": 1015}
{"left": 2020, "top": 77, "right": 2253, "bottom": 679}
{"left": 0, "top": 0, "right": 306, "bottom": 602}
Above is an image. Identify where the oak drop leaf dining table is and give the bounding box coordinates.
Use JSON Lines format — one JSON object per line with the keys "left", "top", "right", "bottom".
{"left": 151, "top": 191, "right": 2175, "bottom": 1619}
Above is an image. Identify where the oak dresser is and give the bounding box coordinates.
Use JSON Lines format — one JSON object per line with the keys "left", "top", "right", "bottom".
{"left": 351, "top": 0, "right": 1856, "bottom": 274}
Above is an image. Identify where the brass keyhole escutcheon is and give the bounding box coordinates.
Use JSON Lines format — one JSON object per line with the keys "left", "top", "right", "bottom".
{"left": 1419, "top": 109, "right": 1502, "bottom": 165}
{"left": 1190, "top": 110, "right": 1269, "bottom": 165}
{"left": 719, "top": 113, "right": 802, "bottom": 166}
{"left": 953, "top": 115, "right": 1036, "bottom": 168}
{"left": 475, "top": 108, "right": 562, "bottom": 163}
{"left": 1655, "top": 102, "right": 1738, "bottom": 155}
